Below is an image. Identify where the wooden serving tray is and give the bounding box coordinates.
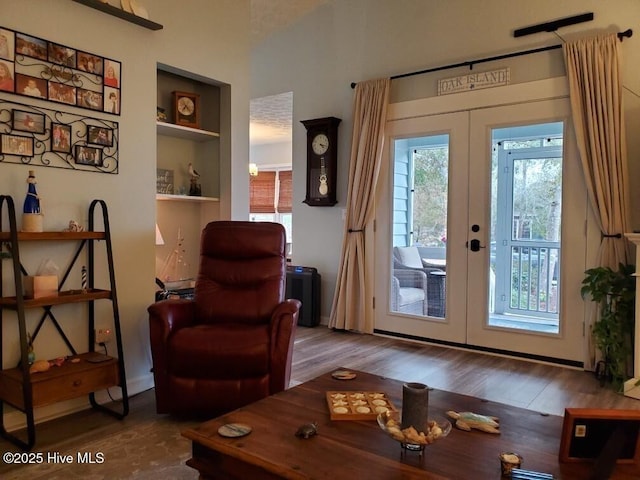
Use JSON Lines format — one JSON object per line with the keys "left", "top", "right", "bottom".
{"left": 326, "top": 391, "right": 397, "bottom": 421}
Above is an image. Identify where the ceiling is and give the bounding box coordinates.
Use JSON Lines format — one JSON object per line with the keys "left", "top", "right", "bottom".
{"left": 250, "top": 0, "right": 330, "bottom": 46}
{"left": 250, "top": 0, "right": 329, "bottom": 145}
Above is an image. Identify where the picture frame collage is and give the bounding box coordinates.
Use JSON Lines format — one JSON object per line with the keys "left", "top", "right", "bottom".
{"left": 0, "top": 26, "right": 121, "bottom": 115}
{"left": 0, "top": 98, "right": 119, "bottom": 173}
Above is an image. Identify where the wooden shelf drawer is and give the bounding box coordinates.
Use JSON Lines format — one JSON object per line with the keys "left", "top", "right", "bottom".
{"left": 0, "top": 353, "right": 119, "bottom": 410}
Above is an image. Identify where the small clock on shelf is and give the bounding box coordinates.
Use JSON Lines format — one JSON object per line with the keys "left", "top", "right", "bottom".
{"left": 172, "top": 91, "right": 200, "bottom": 129}
{"left": 301, "top": 116, "right": 341, "bottom": 206}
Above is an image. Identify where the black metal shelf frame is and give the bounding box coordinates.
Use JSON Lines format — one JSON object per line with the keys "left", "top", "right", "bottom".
{"left": 0, "top": 195, "right": 129, "bottom": 450}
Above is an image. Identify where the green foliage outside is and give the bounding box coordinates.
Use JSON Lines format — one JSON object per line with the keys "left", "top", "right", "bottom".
{"left": 412, "top": 148, "right": 448, "bottom": 246}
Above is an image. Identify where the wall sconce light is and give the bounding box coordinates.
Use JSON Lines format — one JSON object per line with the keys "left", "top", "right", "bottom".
{"left": 249, "top": 163, "right": 259, "bottom": 177}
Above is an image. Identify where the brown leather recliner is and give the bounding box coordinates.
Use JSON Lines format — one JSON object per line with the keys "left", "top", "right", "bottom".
{"left": 148, "top": 221, "right": 300, "bottom": 416}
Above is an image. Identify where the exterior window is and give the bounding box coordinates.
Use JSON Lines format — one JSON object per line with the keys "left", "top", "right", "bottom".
{"left": 250, "top": 169, "right": 293, "bottom": 255}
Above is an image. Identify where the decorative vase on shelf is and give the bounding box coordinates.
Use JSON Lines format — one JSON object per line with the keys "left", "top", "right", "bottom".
{"left": 402, "top": 382, "right": 429, "bottom": 430}
{"left": 22, "top": 170, "right": 43, "bottom": 232}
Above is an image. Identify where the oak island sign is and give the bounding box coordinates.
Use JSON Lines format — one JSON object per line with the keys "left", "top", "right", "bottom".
{"left": 437, "top": 68, "right": 510, "bottom": 95}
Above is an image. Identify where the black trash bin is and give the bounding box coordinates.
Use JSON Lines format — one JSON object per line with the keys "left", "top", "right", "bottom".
{"left": 286, "top": 265, "right": 321, "bottom": 327}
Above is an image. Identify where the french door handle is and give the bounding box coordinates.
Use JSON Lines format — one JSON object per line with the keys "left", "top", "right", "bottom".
{"left": 467, "top": 239, "right": 486, "bottom": 252}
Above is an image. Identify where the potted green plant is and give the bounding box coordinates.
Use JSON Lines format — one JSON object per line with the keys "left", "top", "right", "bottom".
{"left": 581, "top": 263, "right": 635, "bottom": 389}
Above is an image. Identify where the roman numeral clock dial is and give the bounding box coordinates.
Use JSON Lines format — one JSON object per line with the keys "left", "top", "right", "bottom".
{"left": 301, "top": 117, "right": 341, "bottom": 206}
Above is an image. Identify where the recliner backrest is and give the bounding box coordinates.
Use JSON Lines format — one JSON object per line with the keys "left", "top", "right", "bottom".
{"left": 195, "top": 221, "right": 286, "bottom": 325}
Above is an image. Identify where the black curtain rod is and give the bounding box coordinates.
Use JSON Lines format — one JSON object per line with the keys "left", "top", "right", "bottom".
{"left": 350, "top": 28, "right": 632, "bottom": 89}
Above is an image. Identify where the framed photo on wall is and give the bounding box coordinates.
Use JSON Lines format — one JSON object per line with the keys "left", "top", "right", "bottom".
{"left": 51, "top": 123, "right": 71, "bottom": 154}
{"left": 1, "top": 134, "right": 34, "bottom": 156}
{"left": 1, "top": 25, "right": 122, "bottom": 115}
{"left": 16, "top": 74, "right": 46, "bottom": 99}
{"left": 75, "top": 145, "right": 103, "bottom": 167}
{"left": 12, "top": 110, "right": 45, "bottom": 134}
{"left": 87, "top": 125, "right": 113, "bottom": 147}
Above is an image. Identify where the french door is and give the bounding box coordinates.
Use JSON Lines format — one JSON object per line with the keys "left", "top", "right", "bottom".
{"left": 374, "top": 80, "right": 590, "bottom": 363}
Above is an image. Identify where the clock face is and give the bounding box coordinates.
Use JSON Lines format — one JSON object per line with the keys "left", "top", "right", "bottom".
{"left": 177, "top": 97, "right": 195, "bottom": 116}
{"left": 312, "top": 133, "right": 329, "bottom": 155}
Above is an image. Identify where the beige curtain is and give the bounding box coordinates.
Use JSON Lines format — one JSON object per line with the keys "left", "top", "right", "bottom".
{"left": 329, "top": 78, "right": 390, "bottom": 332}
{"left": 563, "top": 33, "right": 631, "bottom": 369}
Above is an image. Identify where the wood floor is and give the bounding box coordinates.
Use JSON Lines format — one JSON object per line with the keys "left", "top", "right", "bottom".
{"left": 0, "top": 326, "right": 637, "bottom": 476}
{"left": 290, "top": 327, "right": 639, "bottom": 415}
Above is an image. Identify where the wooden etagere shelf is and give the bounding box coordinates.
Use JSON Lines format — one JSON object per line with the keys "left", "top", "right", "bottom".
{"left": 0, "top": 196, "right": 129, "bottom": 451}
{"left": 0, "top": 289, "right": 112, "bottom": 309}
{"left": 0, "top": 231, "right": 105, "bottom": 241}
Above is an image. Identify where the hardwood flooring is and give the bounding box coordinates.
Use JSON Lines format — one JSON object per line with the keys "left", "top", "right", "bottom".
{"left": 291, "top": 327, "right": 639, "bottom": 416}
{"left": 0, "top": 326, "right": 637, "bottom": 478}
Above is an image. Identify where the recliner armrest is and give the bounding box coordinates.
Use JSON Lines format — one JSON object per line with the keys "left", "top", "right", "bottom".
{"left": 268, "top": 298, "right": 301, "bottom": 393}
{"left": 148, "top": 298, "right": 196, "bottom": 340}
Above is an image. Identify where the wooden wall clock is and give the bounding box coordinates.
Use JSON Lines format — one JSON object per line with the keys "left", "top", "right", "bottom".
{"left": 172, "top": 91, "right": 200, "bottom": 129}
{"left": 301, "top": 116, "right": 341, "bottom": 206}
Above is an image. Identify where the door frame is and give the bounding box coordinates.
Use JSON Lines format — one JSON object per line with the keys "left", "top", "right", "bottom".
{"left": 372, "top": 77, "right": 595, "bottom": 365}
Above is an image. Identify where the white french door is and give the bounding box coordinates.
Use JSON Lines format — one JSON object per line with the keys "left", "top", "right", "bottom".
{"left": 374, "top": 79, "right": 590, "bottom": 363}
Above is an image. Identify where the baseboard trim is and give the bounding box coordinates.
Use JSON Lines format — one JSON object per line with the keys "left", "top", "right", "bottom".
{"left": 373, "top": 329, "right": 584, "bottom": 369}
{"left": 3, "top": 373, "right": 155, "bottom": 432}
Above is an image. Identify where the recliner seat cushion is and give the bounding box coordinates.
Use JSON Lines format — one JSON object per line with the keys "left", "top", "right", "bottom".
{"left": 168, "top": 323, "right": 270, "bottom": 379}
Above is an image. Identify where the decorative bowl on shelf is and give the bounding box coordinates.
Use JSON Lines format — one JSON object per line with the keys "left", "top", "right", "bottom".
{"left": 377, "top": 410, "right": 451, "bottom": 453}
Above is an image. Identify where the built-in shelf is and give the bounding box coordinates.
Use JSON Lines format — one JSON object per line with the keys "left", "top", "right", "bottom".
{"left": 156, "top": 122, "right": 220, "bottom": 142}
{"left": 156, "top": 194, "right": 220, "bottom": 203}
{"left": 72, "top": 0, "right": 163, "bottom": 31}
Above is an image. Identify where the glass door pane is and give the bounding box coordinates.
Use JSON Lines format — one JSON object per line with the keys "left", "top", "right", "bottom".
{"left": 489, "top": 124, "right": 563, "bottom": 333}
{"left": 390, "top": 135, "right": 449, "bottom": 319}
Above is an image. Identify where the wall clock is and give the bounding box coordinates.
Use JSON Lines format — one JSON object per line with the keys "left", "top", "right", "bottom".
{"left": 301, "top": 116, "right": 341, "bottom": 206}
{"left": 172, "top": 91, "right": 200, "bottom": 129}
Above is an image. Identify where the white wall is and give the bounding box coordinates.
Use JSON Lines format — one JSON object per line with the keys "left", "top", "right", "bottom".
{"left": 1, "top": 0, "right": 250, "bottom": 427}
{"left": 251, "top": 0, "right": 640, "bottom": 322}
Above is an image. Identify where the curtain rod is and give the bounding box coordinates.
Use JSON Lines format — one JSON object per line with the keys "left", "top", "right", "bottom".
{"left": 350, "top": 29, "right": 632, "bottom": 89}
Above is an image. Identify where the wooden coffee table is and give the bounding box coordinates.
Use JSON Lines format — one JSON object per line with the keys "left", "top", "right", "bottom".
{"left": 182, "top": 369, "right": 639, "bottom": 479}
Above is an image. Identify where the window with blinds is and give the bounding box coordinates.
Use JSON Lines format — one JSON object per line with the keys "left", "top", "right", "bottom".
{"left": 250, "top": 171, "right": 277, "bottom": 213}
{"left": 250, "top": 170, "right": 292, "bottom": 214}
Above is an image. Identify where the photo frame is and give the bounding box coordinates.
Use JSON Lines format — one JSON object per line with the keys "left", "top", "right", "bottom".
{"left": 77, "top": 88, "right": 103, "bottom": 111}
{"left": 87, "top": 125, "right": 113, "bottom": 147}
{"left": 51, "top": 123, "right": 71, "bottom": 154}
{"left": 2, "top": 26, "right": 121, "bottom": 115}
{"left": 15, "top": 32, "right": 47, "bottom": 61}
{"left": 104, "top": 87, "right": 119, "bottom": 114}
{"left": 559, "top": 408, "right": 640, "bottom": 464}
{"left": 12, "top": 110, "right": 45, "bottom": 134}
{"left": 0, "top": 28, "right": 15, "bottom": 61}
{"left": 103, "top": 58, "right": 121, "bottom": 90}
{"left": 48, "top": 41, "right": 76, "bottom": 67}
{"left": 75, "top": 145, "right": 103, "bottom": 167}
{"left": 0, "top": 59, "right": 14, "bottom": 93}
{"left": 1, "top": 134, "right": 34, "bottom": 156}
{"left": 48, "top": 82, "right": 76, "bottom": 105}
{"left": 16, "top": 74, "right": 46, "bottom": 99}
{"left": 76, "top": 51, "right": 103, "bottom": 75}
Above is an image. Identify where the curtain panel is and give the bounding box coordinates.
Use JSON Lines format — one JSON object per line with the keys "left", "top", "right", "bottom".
{"left": 329, "top": 78, "right": 390, "bottom": 332}
{"left": 563, "top": 33, "right": 631, "bottom": 370}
